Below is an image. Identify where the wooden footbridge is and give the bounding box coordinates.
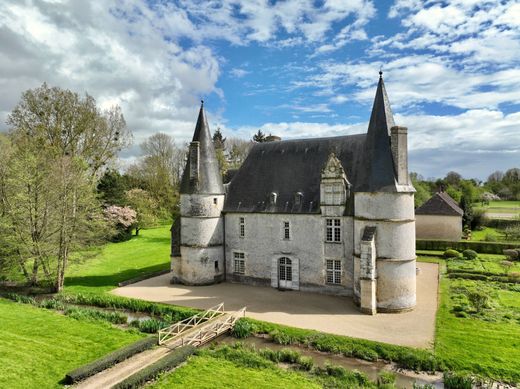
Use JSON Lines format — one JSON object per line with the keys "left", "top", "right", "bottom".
{"left": 75, "top": 303, "right": 246, "bottom": 389}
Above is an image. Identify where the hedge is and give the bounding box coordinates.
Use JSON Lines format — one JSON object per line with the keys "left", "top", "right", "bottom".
{"left": 64, "top": 336, "right": 158, "bottom": 384}
{"left": 416, "top": 240, "right": 518, "bottom": 254}
{"left": 112, "top": 346, "right": 196, "bottom": 389}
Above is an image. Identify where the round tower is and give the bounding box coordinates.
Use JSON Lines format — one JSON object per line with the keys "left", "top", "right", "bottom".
{"left": 353, "top": 72, "right": 416, "bottom": 313}
{"left": 171, "top": 101, "right": 225, "bottom": 285}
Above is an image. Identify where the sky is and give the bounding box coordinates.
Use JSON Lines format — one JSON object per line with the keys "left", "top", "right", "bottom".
{"left": 0, "top": 0, "right": 519, "bottom": 180}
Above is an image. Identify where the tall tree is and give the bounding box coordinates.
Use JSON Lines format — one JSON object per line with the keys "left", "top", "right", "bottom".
{"left": 252, "top": 129, "right": 266, "bottom": 142}
{"left": 1, "top": 83, "right": 129, "bottom": 291}
{"left": 212, "top": 127, "right": 228, "bottom": 176}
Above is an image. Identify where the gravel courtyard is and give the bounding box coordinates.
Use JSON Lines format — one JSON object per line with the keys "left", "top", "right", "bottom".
{"left": 112, "top": 262, "right": 439, "bottom": 348}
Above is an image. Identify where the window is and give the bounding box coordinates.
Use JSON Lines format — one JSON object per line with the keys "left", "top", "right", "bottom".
{"left": 239, "top": 217, "right": 245, "bottom": 238}
{"left": 213, "top": 197, "right": 218, "bottom": 205}
{"left": 214, "top": 260, "right": 219, "bottom": 271}
{"left": 324, "top": 183, "right": 344, "bottom": 204}
{"left": 283, "top": 221, "right": 290, "bottom": 240}
{"left": 233, "top": 252, "right": 245, "bottom": 274}
{"left": 325, "top": 218, "right": 341, "bottom": 242}
{"left": 326, "top": 259, "right": 342, "bottom": 284}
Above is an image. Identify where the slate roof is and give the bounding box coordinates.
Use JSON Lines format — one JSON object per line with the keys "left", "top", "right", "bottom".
{"left": 415, "top": 192, "right": 463, "bottom": 216}
{"left": 180, "top": 102, "right": 225, "bottom": 195}
{"left": 223, "top": 134, "right": 365, "bottom": 214}
{"left": 223, "top": 73, "right": 411, "bottom": 214}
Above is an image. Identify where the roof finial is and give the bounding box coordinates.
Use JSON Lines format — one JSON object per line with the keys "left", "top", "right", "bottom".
{"left": 379, "top": 66, "right": 383, "bottom": 79}
{"left": 201, "top": 99, "right": 204, "bottom": 107}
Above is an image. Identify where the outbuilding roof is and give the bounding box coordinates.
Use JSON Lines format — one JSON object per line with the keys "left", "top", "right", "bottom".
{"left": 415, "top": 192, "right": 464, "bottom": 216}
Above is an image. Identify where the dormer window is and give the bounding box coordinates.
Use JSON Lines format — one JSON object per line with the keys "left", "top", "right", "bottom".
{"left": 324, "top": 182, "right": 345, "bottom": 205}
{"left": 269, "top": 192, "right": 277, "bottom": 205}
{"left": 294, "top": 192, "right": 303, "bottom": 206}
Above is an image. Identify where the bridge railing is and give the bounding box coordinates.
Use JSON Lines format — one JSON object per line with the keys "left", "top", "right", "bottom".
{"left": 158, "top": 302, "right": 225, "bottom": 345}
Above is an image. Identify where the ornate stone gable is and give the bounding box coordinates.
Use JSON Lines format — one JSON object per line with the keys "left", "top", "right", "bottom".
{"left": 321, "top": 152, "right": 348, "bottom": 181}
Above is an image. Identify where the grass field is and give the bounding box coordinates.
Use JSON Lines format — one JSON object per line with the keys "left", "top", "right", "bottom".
{"left": 64, "top": 225, "right": 171, "bottom": 293}
{"left": 0, "top": 298, "right": 143, "bottom": 389}
{"left": 150, "top": 354, "right": 321, "bottom": 389}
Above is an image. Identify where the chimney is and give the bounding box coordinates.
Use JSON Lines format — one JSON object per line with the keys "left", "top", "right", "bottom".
{"left": 189, "top": 141, "right": 200, "bottom": 182}
{"left": 391, "top": 126, "right": 408, "bottom": 185}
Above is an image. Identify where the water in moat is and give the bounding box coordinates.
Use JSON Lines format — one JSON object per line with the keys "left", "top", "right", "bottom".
{"left": 216, "top": 336, "right": 444, "bottom": 389}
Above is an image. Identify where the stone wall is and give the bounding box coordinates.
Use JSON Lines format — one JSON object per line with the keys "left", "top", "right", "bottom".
{"left": 224, "top": 213, "right": 354, "bottom": 296}
{"left": 416, "top": 214, "right": 462, "bottom": 241}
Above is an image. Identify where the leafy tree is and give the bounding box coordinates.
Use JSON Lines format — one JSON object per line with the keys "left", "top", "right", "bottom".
{"left": 459, "top": 196, "right": 473, "bottom": 228}
{"left": 125, "top": 188, "right": 157, "bottom": 236}
{"left": 97, "top": 170, "right": 129, "bottom": 206}
{"left": 252, "top": 129, "right": 266, "bottom": 142}
{"left": 103, "top": 205, "right": 136, "bottom": 241}
{"left": 228, "top": 137, "right": 252, "bottom": 169}
{"left": 445, "top": 171, "right": 462, "bottom": 186}
{"left": 1, "top": 83, "right": 129, "bottom": 291}
{"left": 410, "top": 172, "right": 432, "bottom": 208}
{"left": 126, "top": 133, "right": 184, "bottom": 218}
{"left": 212, "top": 127, "right": 228, "bottom": 176}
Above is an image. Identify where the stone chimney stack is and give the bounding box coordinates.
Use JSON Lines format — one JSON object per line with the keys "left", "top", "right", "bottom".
{"left": 391, "top": 126, "right": 408, "bottom": 185}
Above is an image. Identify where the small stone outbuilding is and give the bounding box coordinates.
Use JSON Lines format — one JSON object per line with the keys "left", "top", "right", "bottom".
{"left": 415, "top": 192, "right": 463, "bottom": 241}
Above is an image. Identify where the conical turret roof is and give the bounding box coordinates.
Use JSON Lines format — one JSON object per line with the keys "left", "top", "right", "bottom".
{"left": 180, "top": 102, "right": 225, "bottom": 195}
{"left": 358, "top": 72, "right": 398, "bottom": 192}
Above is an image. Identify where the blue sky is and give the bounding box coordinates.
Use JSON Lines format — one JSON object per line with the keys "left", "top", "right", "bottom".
{"left": 0, "top": 0, "right": 519, "bottom": 179}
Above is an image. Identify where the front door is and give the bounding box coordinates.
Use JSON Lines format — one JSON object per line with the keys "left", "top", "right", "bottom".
{"left": 278, "top": 257, "right": 292, "bottom": 289}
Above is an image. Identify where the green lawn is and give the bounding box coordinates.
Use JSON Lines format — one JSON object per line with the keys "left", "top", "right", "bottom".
{"left": 434, "top": 275, "right": 520, "bottom": 382}
{"left": 64, "top": 225, "right": 171, "bottom": 293}
{"left": 0, "top": 298, "right": 143, "bottom": 389}
{"left": 149, "top": 354, "right": 321, "bottom": 389}
{"left": 416, "top": 256, "right": 520, "bottom": 383}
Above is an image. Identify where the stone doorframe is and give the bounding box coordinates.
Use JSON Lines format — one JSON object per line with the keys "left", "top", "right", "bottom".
{"left": 270, "top": 256, "right": 300, "bottom": 290}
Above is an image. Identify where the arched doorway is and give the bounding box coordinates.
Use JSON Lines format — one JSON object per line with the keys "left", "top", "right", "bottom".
{"left": 278, "top": 257, "right": 292, "bottom": 289}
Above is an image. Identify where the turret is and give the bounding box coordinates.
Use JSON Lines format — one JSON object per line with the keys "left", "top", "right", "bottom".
{"left": 171, "top": 101, "right": 226, "bottom": 285}
{"left": 353, "top": 72, "right": 416, "bottom": 313}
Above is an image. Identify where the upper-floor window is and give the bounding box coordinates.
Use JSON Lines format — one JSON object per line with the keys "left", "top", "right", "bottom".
{"left": 233, "top": 252, "right": 245, "bottom": 274}
{"left": 325, "top": 218, "right": 341, "bottom": 242}
{"left": 324, "top": 183, "right": 344, "bottom": 205}
{"left": 283, "top": 221, "right": 290, "bottom": 240}
{"left": 239, "top": 217, "right": 245, "bottom": 238}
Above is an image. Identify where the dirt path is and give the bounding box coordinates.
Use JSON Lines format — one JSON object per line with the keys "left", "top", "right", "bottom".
{"left": 113, "top": 263, "right": 439, "bottom": 348}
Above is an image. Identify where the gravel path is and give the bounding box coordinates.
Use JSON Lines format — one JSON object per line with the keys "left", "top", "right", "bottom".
{"left": 113, "top": 262, "right": 439, "bottom": 348}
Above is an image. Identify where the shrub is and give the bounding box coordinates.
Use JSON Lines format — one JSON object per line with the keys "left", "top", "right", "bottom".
{"left": 270, "top": 329, "right": 293, "bottom": 345}
{"left": 461, "top": 250, "right": 478, "bottom": 260}
{"left": 278, "top": 348, "right": 301, "bottom": 364}
{"left": 64, "top": 336, "right": 157, "bottom": 384}
{"left": 444, "top": 249, "right": 460, "bottom": 258}
{"left": 467, "top": 292, "right": 489, "bottom": 313}
{"left": 377, "top": 371, "right": 396, "bottom": 385}
{"left": 298, "top": 356, "right": 314, "bottom": 371}
{"left": 65, "top": 306, "right": 128, "bottom": 325}
{"left": 503, "top": 249, "right": 519, "bottom": 261}
{"left": 443, "top": 371, "right": 473, "bottom": 389}
{"left": 112, "top": 346, "right": 196, "bottom": 389}
{"left": 231, "top": 318, "right": 253, "bottom": 338}
{"left": 38, "top": 298, "right": 66, "bottom": 310}
{"left": 413, "top": 384, "right": 435, "bottom": 389}
{"left": 131, "top": 318, "right": 169, "bottom": 333}
{"left": 5, "top": 293, "right": 36, "bottom": 305}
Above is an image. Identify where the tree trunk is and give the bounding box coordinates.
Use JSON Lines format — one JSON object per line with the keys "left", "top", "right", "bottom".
{"left": 135, "top": 226, "right": 140, "bottom": 236}
{"left": 30, "top": 259, "right": 39, "bottom": 285}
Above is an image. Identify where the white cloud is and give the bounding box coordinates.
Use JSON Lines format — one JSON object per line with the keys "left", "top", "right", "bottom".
{"left": 230, "top": 68, "right": 249, "bottom": 78}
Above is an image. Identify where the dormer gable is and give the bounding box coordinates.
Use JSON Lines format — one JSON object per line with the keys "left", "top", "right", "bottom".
{"left": 320, "top": 152, "right": 351, "bottom": 206}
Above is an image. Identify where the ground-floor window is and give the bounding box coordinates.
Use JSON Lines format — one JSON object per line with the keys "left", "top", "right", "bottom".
{"left": 233, "top": 252, "right": 245, "bottom": 274}
{"left": 326, "top": 259, "right": 341, "bottom": 284}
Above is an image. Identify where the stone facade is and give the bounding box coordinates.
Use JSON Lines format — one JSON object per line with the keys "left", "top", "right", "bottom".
{"left": 416, "top": 214, "right": 462, "bottom": 241}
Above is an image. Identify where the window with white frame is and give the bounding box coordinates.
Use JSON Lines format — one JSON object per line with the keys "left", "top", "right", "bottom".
{"left": 239, "top": 217, "right": 245, "bottom": 238}
{"left": 233, "top": 252, "right": 245, "bottom": 274}
{"left": 325, "top": 218, "right": 341, "bottom": 242}
{"left": 283, "top": 221, "right": 290, "bottom": 240}
{"left": 326, "top": 259, "right": 342, "bottom": 284}
{"left": 324, "top": 183, "right": 344, "bottom": 205}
